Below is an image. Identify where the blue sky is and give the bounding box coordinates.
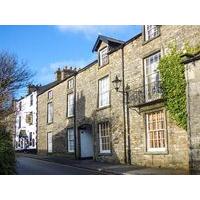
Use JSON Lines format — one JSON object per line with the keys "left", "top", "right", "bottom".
{"left": 0, "top": 25, "right": 141, "bottom": 94}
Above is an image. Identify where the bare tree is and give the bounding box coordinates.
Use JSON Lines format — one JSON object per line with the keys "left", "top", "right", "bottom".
{"left": 0, "top": 51, "right": 32, "bottom": 122}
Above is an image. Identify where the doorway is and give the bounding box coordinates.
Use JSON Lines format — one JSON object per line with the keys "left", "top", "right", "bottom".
{"left": 79, "top": 125, "right": 93, "bottom": 159}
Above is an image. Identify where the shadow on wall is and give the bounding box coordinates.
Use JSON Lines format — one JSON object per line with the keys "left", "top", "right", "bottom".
{"left": 76, "top": 90, "right": 123, "bottom": 164}
{"left": 38, "top": 91, "right": 124, "bottom": 164}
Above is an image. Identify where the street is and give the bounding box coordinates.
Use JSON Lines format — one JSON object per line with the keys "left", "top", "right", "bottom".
{"left": 16, "top": 156, "right": 102, "bottom": 175}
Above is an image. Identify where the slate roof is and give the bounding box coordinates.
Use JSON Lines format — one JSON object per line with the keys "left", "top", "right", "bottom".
{"left": 36, "top": 32, "right": 143, "bottom": 95}
{"left": 37, "top": 81, "right": 59, "bottom": 96}
{"left": 92, "top": 35, "right": 125, "bottom": 52}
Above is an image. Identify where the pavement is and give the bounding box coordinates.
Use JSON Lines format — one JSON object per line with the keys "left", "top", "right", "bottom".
{"left": 16, "top": 156, "right": 103, "bottom": 175}
{"left": 16, "top": 153, "right": 189, "bottom": 175}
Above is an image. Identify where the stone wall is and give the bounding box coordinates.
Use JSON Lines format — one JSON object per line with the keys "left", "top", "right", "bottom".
{"left": 185, "top": 57, "right": 200, "bottom": 172}
{"left": 75, "top": 45, "right": 125, "bottom": 163}
{"left": 37, "top": 26, "right": 200, "bottom": 171}
{"left": 122, "top": 25, "right": 200, "bottom": 170}
{"left": 37, "top": 79, "right": 75, "bottom": 156}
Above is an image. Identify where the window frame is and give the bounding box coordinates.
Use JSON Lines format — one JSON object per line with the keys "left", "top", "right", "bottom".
{"left": 98, "top": 121, "right": 111, "bottom": 154}
{"left": 98, "top": 75, "right": 110, "bottom": 108}
{"left": 144, "top": 25, "right": 160, "bottom": 42}
{"left": 67, "top": 128, "right": 75, "bottom": 153}
{"left": 32, "top": 138, "right": 35, "bottom": 147}
{"left": 67, "top": 78, "right": 74, "bottom": 90}
{"left": 47, "top": 102, "right": 53, "bottom": 124}
{"left": 145, "top": 109, "right": 168, "bottom": 153}
{"left": 47, "top": 132, "right": 53, "bottom": 153}
{"left": 29, "top": 132, "right": 32, "bottom": 146}
{"left": 48, "top": 90, "right": 53, "bottom": 100}
{"left": 67, "top": 92, "right": 74, "bottom": 117}
{"left": 19, "top": 101, "right": 22, "bottom": 111}
{"left": 30, "top": 94, "right": 33, "bottom": 106}
{"left": 18, "top": 116, "right": 21, "bottom": 129}
{"left": 26, "top": 112, "right": 33, "bottom": 125}
{"left": 144, "top": 51, "right": 161, "bottom": 102}
{"left": 99, "top": 46, "right": 109, "bottom": 67}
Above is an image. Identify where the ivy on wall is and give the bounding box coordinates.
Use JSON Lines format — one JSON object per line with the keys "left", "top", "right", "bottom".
{"left": 158, "top": 43, "right": 200, "bottom": 130}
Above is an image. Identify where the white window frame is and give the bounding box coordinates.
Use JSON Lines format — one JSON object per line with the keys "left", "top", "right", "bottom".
{"left": 30, "top": 94, "right": 33, "bottom": 106}
{"left": 98, "top": 76, "right": 110, "bottom": 108}
{"left": 144, "top": 52, "right": 161, "bottom": 102}
{"left": 145, "top": 25, "right": 159, "bottom": 41}
{"left": 67, "top": 128, "right": 75, "bottom": 153}
{"left": 146, "top": 110, "right": 167, "bottom": 153}
{"left": 67, "top": 78, "right": 74, "bottom": 89}
{"left": 29, "top": 132, "right": 32, "bottom": 146}
{"left": 47, "top": 132, "right": 53, "bottom": 153}
{"left": 47, "top": 102, "right": 53, "bottom": 123}
{"left": 99, "top": 122, "right": 111, "bottom": 154}
{"left": 32, "top": 138, "right": 35, "bottom": 147}
{"left": 18, "top": 116, "right": 21, "bottom": 128}
{"left": 67, "top": 93, "right": 74, "bottom": 117}
{"left": 99, "top": 47, "right": 108, "bottom": 67}
{"left": 48, "top": 90, "right": 53, "bottom": 100}
{"left": 19, "top": 101, "right": 22, "bottom": 111}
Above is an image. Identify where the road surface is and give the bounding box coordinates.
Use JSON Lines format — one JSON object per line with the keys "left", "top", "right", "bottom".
{"left": 16, "top": 156, "right": 102, "bottom": 175}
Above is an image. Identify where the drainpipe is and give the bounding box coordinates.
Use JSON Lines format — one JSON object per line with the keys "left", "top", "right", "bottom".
{"left": 74, "top": 74, "right": 77, "bottom": 159}
{"left": 121, "top": 47, "right": 127, "bottom": 164}
{"left": 126, "top": 90, "right": 131, "bottom": 165}
{"left": 36, "top": 93, "right": 39, "bottom": 154}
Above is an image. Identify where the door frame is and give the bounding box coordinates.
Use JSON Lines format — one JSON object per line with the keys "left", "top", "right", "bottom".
{"left": 78, "top": 124, "right": 93, "bottom": 159}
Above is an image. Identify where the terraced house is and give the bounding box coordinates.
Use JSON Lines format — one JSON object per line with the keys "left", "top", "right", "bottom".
{"left": 37, "top": 25, "right": 200, "bottom": 171}
{"left": 15, "top": 85, "right": 39, "bottom": 152}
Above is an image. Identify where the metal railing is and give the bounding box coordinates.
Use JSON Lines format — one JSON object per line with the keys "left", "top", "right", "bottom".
{"left": 129, "top": 81, "right": 162, "bottom": 107}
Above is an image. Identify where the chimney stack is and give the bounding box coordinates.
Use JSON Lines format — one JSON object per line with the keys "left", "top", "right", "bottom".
{"left": 60, "top": 66, "right": 77, "bottom": 80}
{"left": 28, "top": 84, "right": 40, "bottom": 95}
{"left": 55, "top": 68, "right": 62, "bottom": 81}
{"left": 55, "top": 66, "right": 78, "bottom": 81}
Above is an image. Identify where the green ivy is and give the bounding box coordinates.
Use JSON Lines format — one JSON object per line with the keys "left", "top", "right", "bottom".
{"left": 158, "top": 45, "right": 186, "bottom": 129}
{"left": 159, "top": 42, "right": 200, "bottom": 130}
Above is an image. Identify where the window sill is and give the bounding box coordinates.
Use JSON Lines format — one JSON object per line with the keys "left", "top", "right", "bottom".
{"left": 144, "top": 150, "right": 168, "bottom": 155}
{"left": 67, "top": 151, "right": 75, "bottom": 154}
{"left": 67, "top": 89, "right": 74, "bottom": 94}
{"left": 98, "top": 62, "right": 109, "bottom": 69}
{"left": 66, "top": 115, "right": 74, "bottom": 119}
{"left": 96, "top": 105, "right": 111, "bottom": 111}
{"left": 47, "top": 122, "right": 53, "bottom": 125}
{"left": 98, "top": 152, "right": 112, "bottom": 156}
{"left": 142, "top": 34, "right": 161, "bottom": 45}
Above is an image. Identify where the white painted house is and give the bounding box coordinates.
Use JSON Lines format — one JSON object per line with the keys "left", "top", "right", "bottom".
{"left": 15, "top": 85, "right": 39, "bottom": 152}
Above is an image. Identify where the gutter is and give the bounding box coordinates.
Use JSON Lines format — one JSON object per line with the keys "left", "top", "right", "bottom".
{"left": 121, "top": 47, "right": 127, "bottom": 164}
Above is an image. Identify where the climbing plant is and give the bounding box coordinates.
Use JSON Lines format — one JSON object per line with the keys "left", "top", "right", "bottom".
{"left": 158, "top": 42, "right": 200, "bottom": 130}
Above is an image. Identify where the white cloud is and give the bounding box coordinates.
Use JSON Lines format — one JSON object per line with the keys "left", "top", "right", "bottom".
{"left": 56, "top": 25, "right": 131, "bottom": 40}
{"left": 35, "top": 57, "right": 95, "bottom": 85}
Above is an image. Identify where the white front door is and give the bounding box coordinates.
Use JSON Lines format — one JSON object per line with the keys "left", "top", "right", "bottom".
{"left": 80, "top": 129, "right": 93, "bottom": 158}
{"left": 47, "top": 132, "right": 52, "bottom": 153}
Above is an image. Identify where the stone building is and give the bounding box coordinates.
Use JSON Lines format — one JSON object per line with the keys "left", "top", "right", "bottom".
{"left": 37, "top": 26, "right": 200, "bottom": 171}
{"left": 37, "top": 67, "right": 77, "bottom": 156}
{"left": 184, "top": 53, "right": 200, "bottom": 173}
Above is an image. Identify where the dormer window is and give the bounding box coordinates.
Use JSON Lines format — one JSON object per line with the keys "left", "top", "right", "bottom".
{"left": 99, "top": 47, "right": 108, "bottom": 67}
{"left": 144, "top": 25, "right": 159, "bottom": 41}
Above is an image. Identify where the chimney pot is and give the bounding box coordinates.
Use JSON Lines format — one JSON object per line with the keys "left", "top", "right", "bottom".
{"left": 55, "top": 68, "right": 62, "bottom": 81}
